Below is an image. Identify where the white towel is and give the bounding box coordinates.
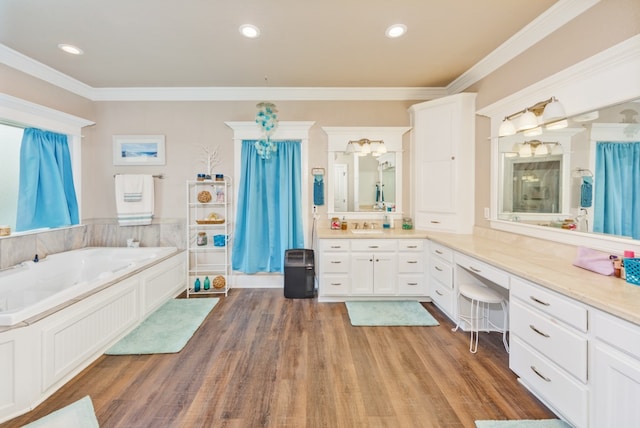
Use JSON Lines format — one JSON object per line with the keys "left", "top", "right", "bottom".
{"left": 115, "top": 174, "right": 155, "bottom": 226}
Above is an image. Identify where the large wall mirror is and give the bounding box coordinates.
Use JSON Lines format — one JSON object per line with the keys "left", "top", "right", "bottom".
{"left": 323, "top": 126, "right": 410, "bottom": 220}
{"left": 496, "top": 98, "right": 640, "bottom": 240}
{"left": 481, "top": 35, "right": 640, "bottom": 252}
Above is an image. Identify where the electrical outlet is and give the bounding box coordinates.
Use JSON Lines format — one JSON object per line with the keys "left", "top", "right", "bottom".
{"left": 484, "top": 207, "right": 490, "bottom": 219}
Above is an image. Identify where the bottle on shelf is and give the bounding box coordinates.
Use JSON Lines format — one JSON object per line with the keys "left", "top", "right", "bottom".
{"left": 194, "top": 278, "right": 201, "bottom": 292}
{"left": 204, "top": 276, "right": 211, "bottom": 290}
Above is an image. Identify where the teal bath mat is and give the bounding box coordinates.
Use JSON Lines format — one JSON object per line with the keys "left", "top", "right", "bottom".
{"left": 475, "top": 420, "right": 572, "bottom": 428}
{"left": 345, "top": 300, "right": 439, "bottom": 326}
{"left": 106, "top": 298, "right": 219, "bottom": 355}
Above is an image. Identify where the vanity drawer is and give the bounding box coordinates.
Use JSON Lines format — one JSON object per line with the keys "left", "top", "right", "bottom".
{"left": 321, "top": 240, "right": 350, "bottom": 251}
{"left": 417, "top": 213, "right": 458, "bottom": 232}
{"left": 398, "top": 253, "right": 424, "bottom": 273}
{"left": 430, "top": 242, "right": 454, "bottom": 263}
{"left": 429, "top": 259, "right": 453, "bottom": 288}
{"left": 430, "top": 279, "right": 454, "bottom": 317}
{"left": 351, "top": 239, "right": 397, "bottom": 252}
{"left": 321, "top": 254, "right": 349, "bottom": 273}
{"left": 397, "top": 274, "right": 427, "bottom": 296}
{"left": 511, "top": 299, "right": 587, "bottom": 383}
{"left": 399, "top": 239, "right": 425, "bottom": 251}
{"left": 510, "top": 337, "right": 588, "bottom": 428}
{"left": 319, "top": 275, "right": 350, "bottom": 296}
{"left": 455, "top": 252, "right": 509, "bottom": 289}
{"left": 511, "top": 276, "right": 587, "bottom": 332}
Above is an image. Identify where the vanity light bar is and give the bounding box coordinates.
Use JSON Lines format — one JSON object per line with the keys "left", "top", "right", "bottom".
{"left": 498, "top": 97, "right": 567, "bottom": 137}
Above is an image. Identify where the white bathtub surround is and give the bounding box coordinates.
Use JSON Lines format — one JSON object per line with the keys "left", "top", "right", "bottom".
{"left": 0, "top": 246, "right": 178, "bottom": 327}
{"left": 0, "top": 247, "right": 186, "bottom": 423}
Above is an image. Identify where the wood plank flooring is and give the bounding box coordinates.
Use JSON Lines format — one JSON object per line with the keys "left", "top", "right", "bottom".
{"left": 1, "top": 289, "right": 555, "bottom": 428}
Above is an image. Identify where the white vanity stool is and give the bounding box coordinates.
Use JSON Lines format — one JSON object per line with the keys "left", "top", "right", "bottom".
{"left": 453, "top": 282, "right": 509, "bottom": 354}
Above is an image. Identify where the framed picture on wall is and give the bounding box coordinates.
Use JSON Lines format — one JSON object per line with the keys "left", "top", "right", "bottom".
{"left": 112, "top": 135, "right": 166, "bottom": 165}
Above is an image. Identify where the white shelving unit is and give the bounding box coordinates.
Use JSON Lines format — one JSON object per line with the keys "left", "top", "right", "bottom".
{"left": 186, "top": 179, "right": 232, "bottom": 297}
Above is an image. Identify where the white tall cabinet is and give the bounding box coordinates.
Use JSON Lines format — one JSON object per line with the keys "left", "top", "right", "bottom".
{"left": 409, "top": 93, "right": 476, "bottom": 234}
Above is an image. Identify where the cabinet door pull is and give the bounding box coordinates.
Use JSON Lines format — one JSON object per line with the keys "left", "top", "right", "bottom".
{"left": 330, "top": 282, "right": 342, "bottom": 286}
{"left": 529, "top": 324, "right": 550, "bottom": 338}
{"left": 330, "top": 261, "right": 342, "bottom": 264}
{"left": 435, "top": 249, "right": 443, "bottom": 255}
{"left": 368, "top": 245, "right": 379, "bottom": 249}
{"left": 469, "top": 266, "right": 481, "bottom": 273}
{"left": 408, "top": 282, "right": 418, "bottom": 286}
{"left": 330, "top": 245, "right": 342, "bottom": 249}
{"left": 530, "top": 365, "right": 551, "bottom": 382}
{"left": 435, "top": 290, "right": 444, "bottom": 296}
{"left": 529, "top": 296, "right": 551, "bottom": 306}
{"left": 407, "top": 245, "right": 418, "bottom": 249}
{"left": 430, "top": 220, "right": 441, "bottom": 224}
{"left": 407, "top": 260, "right": 418, "bottom": 264}
{"left": 435, "top": 266, "right": 443, "bottom": 272}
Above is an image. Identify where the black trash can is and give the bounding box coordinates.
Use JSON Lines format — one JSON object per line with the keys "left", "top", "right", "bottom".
{"left": 284, "top": 249, "right": 315, "bottom": 298}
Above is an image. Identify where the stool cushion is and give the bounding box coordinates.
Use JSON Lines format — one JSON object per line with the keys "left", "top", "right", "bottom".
{"left": 459, "top": 282, "right": 504, "bottom": 304}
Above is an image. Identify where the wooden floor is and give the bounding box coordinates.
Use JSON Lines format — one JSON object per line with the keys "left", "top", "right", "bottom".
{"left": 2, "top": 289, "right": 554, "bottom": 428}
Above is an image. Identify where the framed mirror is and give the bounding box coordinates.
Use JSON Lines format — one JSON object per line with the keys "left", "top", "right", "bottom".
{"left": 323, "top": 126, "right": 410, "bottom": 220}
{"left": 496, "top": 98, "right": 640, "bottom": 238}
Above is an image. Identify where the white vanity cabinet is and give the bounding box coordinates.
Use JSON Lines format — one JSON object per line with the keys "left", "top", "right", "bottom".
{"left": 397, "top": 240, "right": 428, "bottom": 295}
{"left": 318, "top": 239, "right": 350, "bottom": 297}
{"left": 317, "top": 237, "right": 428, "bottom": 301}
{"left": 351, "top": 240, "right": 397, "bottom": 295}
{"left": 509, "top": 276, "right": 589, "bottom": 428}
{"left": 409, "top": 93, "right": 476, "bottom": 234}
{"left": 428, "top": 242, "right": 455, "bottom": 318}
{"left": 591, "top": 310, "right": 640, "bottom": 427}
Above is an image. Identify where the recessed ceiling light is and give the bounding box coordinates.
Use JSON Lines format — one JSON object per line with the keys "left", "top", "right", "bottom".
{"left": 239, "top": 24, "right": 260, "bottom": 38}
{"left": 58, "top": 44, "right": 84, "bottom": 55}
{"left": 385, "top": 24, "right": 407, "bottom": 38}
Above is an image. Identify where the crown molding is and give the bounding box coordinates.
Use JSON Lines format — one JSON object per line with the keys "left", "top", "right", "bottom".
{"left": 90, "top": 86, "right": 446, "bottom": 101}
{"left": 0, "top": 44, "right": 95, "bottom": 99}
{"left": 447, "top": 0, "right": 601, "bottom": 94}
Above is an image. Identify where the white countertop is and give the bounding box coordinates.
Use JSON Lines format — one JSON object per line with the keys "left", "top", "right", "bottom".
{"left": 317, "top": 227, "right": 640, "bottom": 325}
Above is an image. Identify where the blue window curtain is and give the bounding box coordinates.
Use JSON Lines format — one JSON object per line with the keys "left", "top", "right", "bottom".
{"left": 594, "top": 141, "right": 640, "bottom": 239}
{"left": 232, "top": 140, "right": 304, "bottom": 273}
{"left": 15, "top": 128, "right": 79, "bottom": 232}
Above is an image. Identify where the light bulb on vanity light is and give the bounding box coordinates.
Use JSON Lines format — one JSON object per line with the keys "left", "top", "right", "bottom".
{"left": 499, "top": 117, "right": 516, "bottom": 137}
{"left": 517, "top": 109, "right": 539, "bottom": 132}
{"left": 542, "top": 97, "right": 566, "bottom": 123}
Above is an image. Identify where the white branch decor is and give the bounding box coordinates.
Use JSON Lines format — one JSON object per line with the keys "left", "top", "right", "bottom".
{"left": 199, "top": 144, "right": 221, "bottom": 176}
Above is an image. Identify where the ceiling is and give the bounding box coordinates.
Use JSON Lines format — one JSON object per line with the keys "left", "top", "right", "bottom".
{"left": 0, "top": 0, "right": 558, "bottom": 89}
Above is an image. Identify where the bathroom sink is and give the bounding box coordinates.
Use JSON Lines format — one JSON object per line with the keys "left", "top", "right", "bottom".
{"left": 351, "top": 229, "right": 384, "bottom": 234}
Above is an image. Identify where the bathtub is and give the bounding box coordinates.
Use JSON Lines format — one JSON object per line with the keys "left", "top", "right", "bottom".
{"left": 0, "top": 246, "right": 186, "bottom": 423}
{"left": 0, "top": 246, "right": 178, "bottom": 327}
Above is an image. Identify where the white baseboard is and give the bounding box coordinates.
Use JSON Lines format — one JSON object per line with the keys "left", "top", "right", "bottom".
{"left": 231, "top": 273, "right": 284, "bottom": 288}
